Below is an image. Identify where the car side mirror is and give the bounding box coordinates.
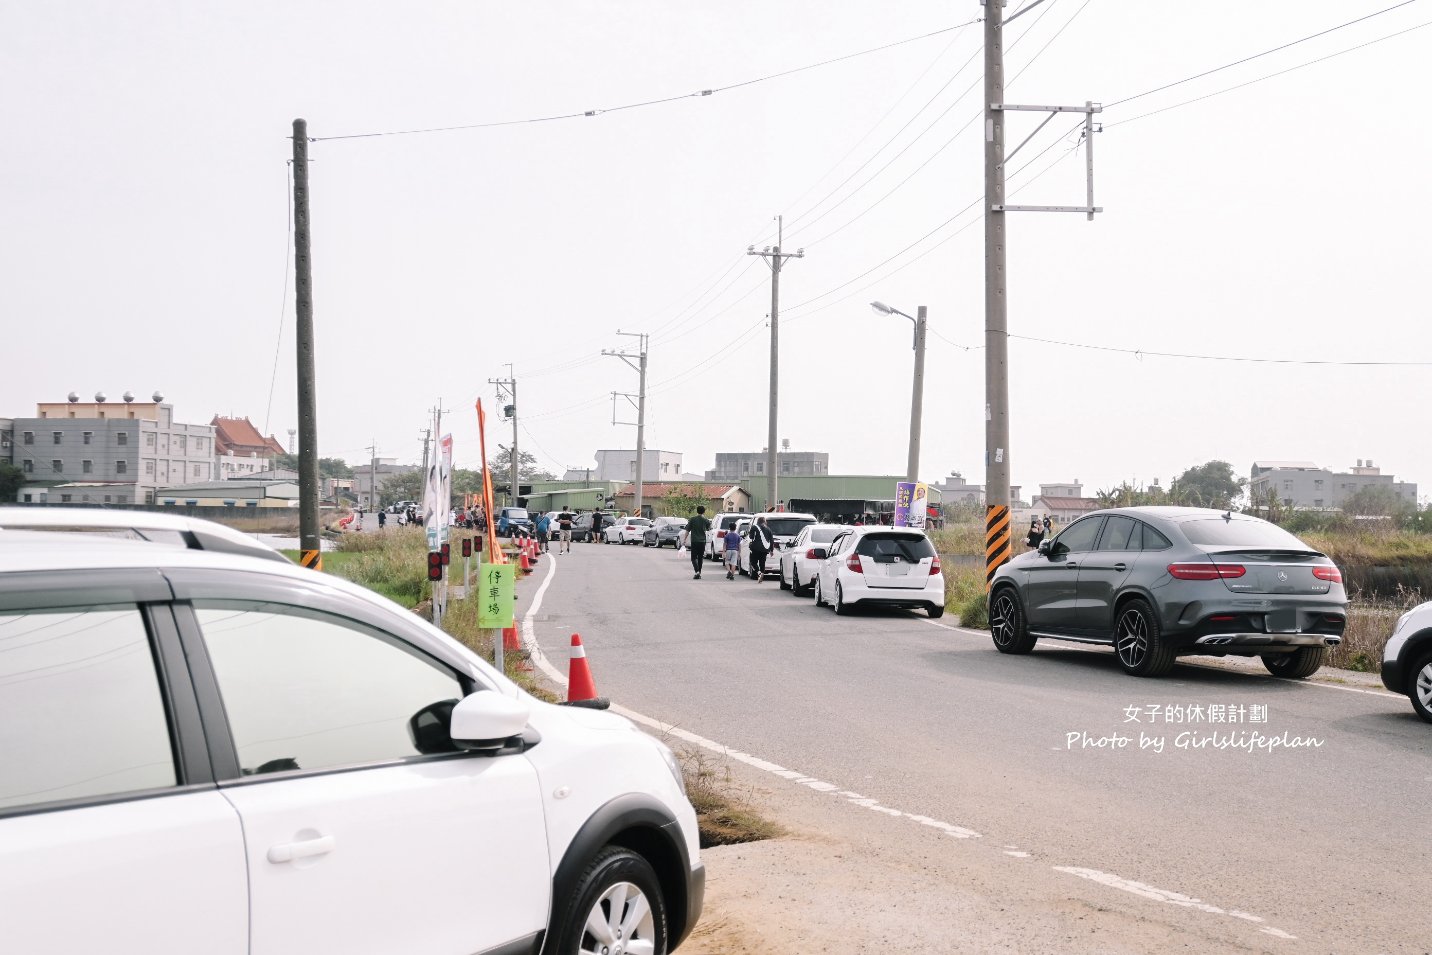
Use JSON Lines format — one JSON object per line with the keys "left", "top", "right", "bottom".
{"left": 449, "top": 692, "right": 531, "bottom": 753}
{"left": 811, "top": 547, "right": 828, "bottom": 559}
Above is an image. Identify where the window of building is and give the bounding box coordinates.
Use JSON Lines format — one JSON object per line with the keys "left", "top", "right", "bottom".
{"left": 104, "top": 495, "right": 112, "bottom": 503}
{"left": 117, "top": 433, "right": 129, "bottom": 446}
{"left": 52, "top": 431, "right": 62, "bottom": 445}
{"left": 82, "top": 460, "right": 93, "bottom": 474}
{"left": 195, "top": 437, "right": 205, "bottom": 452}
{"left": 193, "top": 464, "right": 202, "bottom": 478}
{"left": 781, "top": 461, "right": 791, "bottom": 474}
{"left": 1283, "top": 480, "right": 1292, "bottom": 490}
{"left": 22, "top": 460, "right": 32, "bottom": 473}
{"left": 61, "top": 494, "right": 73, "bottom": 503}
{"left": 23, "top": 431, "right": 33, "bottom": 445}
{"left": 1314, "top": 479, "right": 1323, "bottom": 490}
{"left": 194, "top": 603, "right": 464, "bottom": 775}
{"left": 756, "top": 462, "right": 764, "bottom": 474}
{"left": 144, "top": 460, "right": 155, "bottom": 476}
{"left": 1314, "top": 499, "right": 1323, "bottom": 507}
{"left": 116, "top": 460, "right": 128, "bottom": 475}
{"left": 51, "top": 460, "right": 62, "bottom": 473}
{"left": 177, "top": 436, "right": 186, "bottom": 453}
{"left": 83, "top": 431, "right": 93, "bottom": 445}
{"left": 0, "top": 606, "right": 176, "bottom": 811}
{"left": 742, "top": 462, "right": 750, "bottom": 474}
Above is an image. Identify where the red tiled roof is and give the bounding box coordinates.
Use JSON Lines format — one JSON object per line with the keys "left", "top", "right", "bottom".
{"left": 212, "top": 416, "right": 285, "bottom": 457}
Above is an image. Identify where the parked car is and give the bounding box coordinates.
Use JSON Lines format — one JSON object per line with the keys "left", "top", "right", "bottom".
{"left": 987, "top": 506, "right": 1347, "bottom": 678}
{"left": 779, "top": 523, "right": 849, "bottom": 594}
{"left": 643, "top": 516, "right": 688, "bottom": 548}
{"left": 737, "top": 513, "right": 818, "bottom": 578}
{"left": 497, "top": 506, "right": 533, "bottom": 536}
{"left": 1382, "top": 599, "right": 1432, "bottom": 723}
{"left": 0, "top": 505, "right": 289, "bottom": 563}
{"left": 573, "top": 511, "right": 612, "bottom": 543}
{"left": 703, "top": 512, "right": 752, "bottom": 562}
{"left": 603, "top": 516, "right": 652, "bottom": 545}
{"left": 813, "top": 526, "right": 945, "bottom": 617}
{"left": 0, "top": 519, "right": 703, "bottom": 955}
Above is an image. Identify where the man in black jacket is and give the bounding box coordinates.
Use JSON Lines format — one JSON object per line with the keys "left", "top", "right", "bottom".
{"left": 748, "top": 515, "right": 775, "bottom": 581}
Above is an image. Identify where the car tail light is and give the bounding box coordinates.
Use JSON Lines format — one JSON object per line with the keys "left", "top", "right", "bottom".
{"left": 1312, "top": 565, "right": 1342, "bottom": 583}
{"left": 1167, "top": 562, "right": 1246, "bottom": 580}
{"left": 1209, "top": 614, "right": 1236, "bottom": 622}
{"left": 716, "top": 530, "right": 727, "bottom": 538}
{"left": 930, "top": 555, "right": 942, "bottom": 575}
{"left": 846, "top": 552, "right": 863, "bottom": 573}
{"left": 805, "top": 548, "right": 820, "bottom": 559}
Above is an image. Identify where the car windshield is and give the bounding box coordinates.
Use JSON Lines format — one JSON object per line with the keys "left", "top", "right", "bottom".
{"left": 809, "top": 527, "right": 842, "bottom": 543}
{"left": 1180, "top": 518, "right": 1310, "bottom": 550}
{"left": 506, "top": 509, "right": 529, "bottom": 519}
{"left": 855, "top": 532, "right": 935, "bottom": 560}
{"left": 764, "top": 517, "right": 815, "bottom": 537}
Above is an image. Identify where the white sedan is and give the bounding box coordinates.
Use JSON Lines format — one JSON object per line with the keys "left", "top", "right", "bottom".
{"left": 813, "top": 526, "right": 945, "bottom": 617}
{"left": 778, "top": 524, "right": 849, "bottom": 595}
{"left": 602, "top": 516, "right": 652, "bottom": 544}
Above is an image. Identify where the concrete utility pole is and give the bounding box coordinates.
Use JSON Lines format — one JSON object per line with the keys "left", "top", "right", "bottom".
{"left": 291, "top": 118, "right": 321, "bottom": 570}
{"left": 603, "top": 332, "right": 648, "bottom": 517}
{"left": 419, "top": 427, "right": 432, "bottom": 483}
{"left": 367, "top": 441, "right": 378, "bottom": 512}
{"left": 871, "top": 301, "right": 927, "bottom": 484}
{"left": 747, "top": 218, "right": 803, "bottom": 510}
{"left": 981, "top": 0, "right": 1102, "bottom": 588}
{"left": 488, "top": 372, "right": 518, "bottom": 506}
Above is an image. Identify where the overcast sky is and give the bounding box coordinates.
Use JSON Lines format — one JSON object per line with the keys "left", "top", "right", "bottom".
{"left": 3, "top": 1, "right": 1428, "bottom": 499}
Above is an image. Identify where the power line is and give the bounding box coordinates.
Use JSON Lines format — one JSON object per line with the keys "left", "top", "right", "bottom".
{"left": 1106, "top": 0, "right": 1421, "bottom": 108}
{"left": 1105, "top": 18, "right": 1432, "bottom": 128}
{"left": 1010, "top": 333, "right": 1432, "bottom": 366}
{"left": 308, "top": 21, "right": 983, "bottom": 143}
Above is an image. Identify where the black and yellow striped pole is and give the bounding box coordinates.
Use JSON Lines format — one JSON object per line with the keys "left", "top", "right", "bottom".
{"left": 299, "top": 549, "right": 323, "bottom": 572}
{"left": 985, "top": 505, "right": 1010, "bottom": 590}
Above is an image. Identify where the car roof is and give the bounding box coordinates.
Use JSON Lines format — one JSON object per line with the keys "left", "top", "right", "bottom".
{"left": 0, "top": 506, "right": 290, "bottom": 563}
{"left": 843, "top": 525, "right": 929, "bottom": 536}
{"left": 1079, "top": 506, "right": 1257, "bottom": 524}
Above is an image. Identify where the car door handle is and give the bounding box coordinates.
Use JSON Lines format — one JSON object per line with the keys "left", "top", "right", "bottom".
{"left": 267, "top": 834, "right": 335, "bottom": 864}
{"left": 1113, "top": 563, "right": 1127, "bottom": 572}
{"left": 1064, "top": 562, "right": 1078, "bottom": 570}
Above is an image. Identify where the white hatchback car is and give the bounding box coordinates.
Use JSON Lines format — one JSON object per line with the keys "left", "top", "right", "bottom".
{"left": 813, "top": 526, "right": 946, "bottom": 617}
{"left": 778, "top": 523, "right": 849, "bottom": 595}
{"left": 0, "top": 521, "right": 703, "bottom": 955}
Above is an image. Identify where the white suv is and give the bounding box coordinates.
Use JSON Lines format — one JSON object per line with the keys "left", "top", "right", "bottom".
{"left": 1382, "top": 599, "right": 1432, "bottom": 724}
{"left": 0, "top": 518, "right": 703, "bottom": 954}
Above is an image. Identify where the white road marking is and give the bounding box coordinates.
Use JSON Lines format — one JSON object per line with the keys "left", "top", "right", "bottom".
{"left": 1053, "top": 867, "right": 1296, "bottom": 939}
{"left": 526, "top": 554, "right": 1300, "bottom": 942}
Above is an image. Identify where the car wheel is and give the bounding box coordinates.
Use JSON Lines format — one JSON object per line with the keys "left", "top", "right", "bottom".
{"left": 989, "top": 586, "right": 1036, "bottom": 654}
{"left": 1406, "top": 649, "right": 1432, "bottom": 724}
{"left": 814, "top": 575, "right": 826, "bottom": 607}
{"left": 552, "top": 846, "right": 668, "bottom": 955}
{"left": 1261, "top": 646, "right": 1326, "bottom": 680}
{"left": 928, "top": 603, "right": 945, "bottom": 619}
{"left": 791, "top": 569, "right": 802, "bottom": 595}
{"left": 779, "top": 568, "right": 791, "bottom": 591}
{"left": 834, "top": 582, "right": 852, "bottom": 615}
{"left": 1114, "top": 598, "right": 1175, "bottom": 677}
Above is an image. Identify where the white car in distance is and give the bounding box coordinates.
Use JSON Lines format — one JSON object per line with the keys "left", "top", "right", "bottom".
{"left": 813, "top": 526, "right": 946, "bottom": 618}
{"left": 778, "top": 523, "right": 849, "bottom": 595}
{"left": 603, "top": 516, "right": 652, "bottom": 544}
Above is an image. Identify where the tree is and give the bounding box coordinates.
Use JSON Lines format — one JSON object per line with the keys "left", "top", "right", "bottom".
{"left": 1342, "top": 485, "right": 1414, "bottom": 521}
{"left": 1169, "top": 461, "right": 1245, "bottom": 509}
{"left": 273, "top": 453, "right": 354, "bottom": 479}
{"left": 659, "top": 483, "right": 715, "bottom": 517}
{"left": 488, "top": 445, "right": 555, "bottom": 483}
{"left": 0, "top": 462, "right": 24, "bottom": 503}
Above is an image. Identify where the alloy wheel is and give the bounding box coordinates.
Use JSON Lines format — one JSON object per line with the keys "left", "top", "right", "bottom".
{"left": 1116, "top": 608, "right": 1148, "bottom": 669}
{"left": 990, "top": 592, "right": 1019, "bottom": 648}
{"left": 579, "top": 880, "right": 657, "bottom": 955}
{"left": 1416, "top": 660, "right": 1432, "bottom": 714}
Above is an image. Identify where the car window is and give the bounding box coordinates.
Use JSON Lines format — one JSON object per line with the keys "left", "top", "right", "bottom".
{"left": 0, "top": 605, "right": 176, "bottom": 811}
{"left": 1135, "top": 522, "right": 1172, "bottom": 550}
{"left": 196, "top": 602, "right": 464, "bottom": 776}
{"left": 828, "top": 532, "right": 850, "bottom": 554}
{"left": 1180, "top": 518, "right": 1310, "bottom": 549}
{"left": 809, "top": 527, "right": 842, "bottom": 544}
{"left": 1096, "top": 515, "right": 1137, "bottom": 551}
{"left": 856, "top": 532, "right": 935, "bottom": 560}
{"left": 764, "top": 517, "right": 815, "bottom": 537}
{"left": 1053, "top": 516, "right": 1103, "bottom": 554}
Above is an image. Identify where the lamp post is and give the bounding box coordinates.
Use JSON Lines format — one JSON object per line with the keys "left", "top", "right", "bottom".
{"left": 870, "top": 301, "right": 927, "bottom": 484}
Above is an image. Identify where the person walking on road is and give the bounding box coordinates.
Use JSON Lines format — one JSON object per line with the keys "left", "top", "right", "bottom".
{"left": 748, "top": 515, "right": 774, "bottom": 581}
{"left": 684, "top": 505, "right": 711, "bottom": 580}
{"left": 556, "top": 508, "right": 576, "bottom": 553}
{"left": 536, "top": 512, "right": 551, "bottom": 553}
{"left": 377, "top": 509, "right": 386, "bottom": 530}
{"left": 723, "top": 524, "right": 743, "bottom": 580}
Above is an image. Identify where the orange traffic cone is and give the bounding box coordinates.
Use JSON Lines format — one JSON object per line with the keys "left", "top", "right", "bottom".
{"left": 519, "top": 549, "right": 532, "bottom": 575}
{"left": 502, "top": 626, "right": 521, "bottom": 652}
{"left": 566, "top": 633, "right": 602, "bottom": 704}
{"left": 527, "top": 536, "right": 540, "bottom": 563}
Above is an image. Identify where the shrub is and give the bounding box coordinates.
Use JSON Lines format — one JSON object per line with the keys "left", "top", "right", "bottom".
{"left": 958, "top": 591, "right": 989, "bottom": 629}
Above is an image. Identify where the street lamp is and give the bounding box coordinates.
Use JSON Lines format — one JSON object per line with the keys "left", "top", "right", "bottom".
{"left": 870, "top": 301, "right": 927, "bottom": 485}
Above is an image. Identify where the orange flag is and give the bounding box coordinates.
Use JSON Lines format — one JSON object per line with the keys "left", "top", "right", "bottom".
{"left": 476, "top": 400, "right": 505, "bottom": 563}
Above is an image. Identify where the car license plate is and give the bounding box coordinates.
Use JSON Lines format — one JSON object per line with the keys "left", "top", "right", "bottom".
{"left": 1265, "top": 609, "right": 1299, "bottom": 633}
{"left": 889, "top": 563, "right": 909, "bottom": 576}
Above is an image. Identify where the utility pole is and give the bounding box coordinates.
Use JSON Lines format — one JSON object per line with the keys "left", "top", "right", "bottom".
{"left": 604, "top": 333, "right": 648, "bottom": 517}
{"left": 908, "top": 307, "right": 927, "bottom": 484}
{"left": 489, "top": 371, "right": 518, "bottom": 507}
{"left": 747, "top": 218, "right": 803, "bottom": 510}
{"left": 419, "top": 427, "right": 432, "bottom": 482}
{"left": 367, "top": 441, "right": 378, "bottom": 512}
{"left": 291, "top": 118, "right": 321, "bottom": 571}
{"left": 981, "top": 0, "right": 1102, "bottom": 588}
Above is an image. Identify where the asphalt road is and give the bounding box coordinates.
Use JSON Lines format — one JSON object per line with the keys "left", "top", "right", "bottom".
{"left": 521, "top": 540, "right": 1431, "bottom": 953}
